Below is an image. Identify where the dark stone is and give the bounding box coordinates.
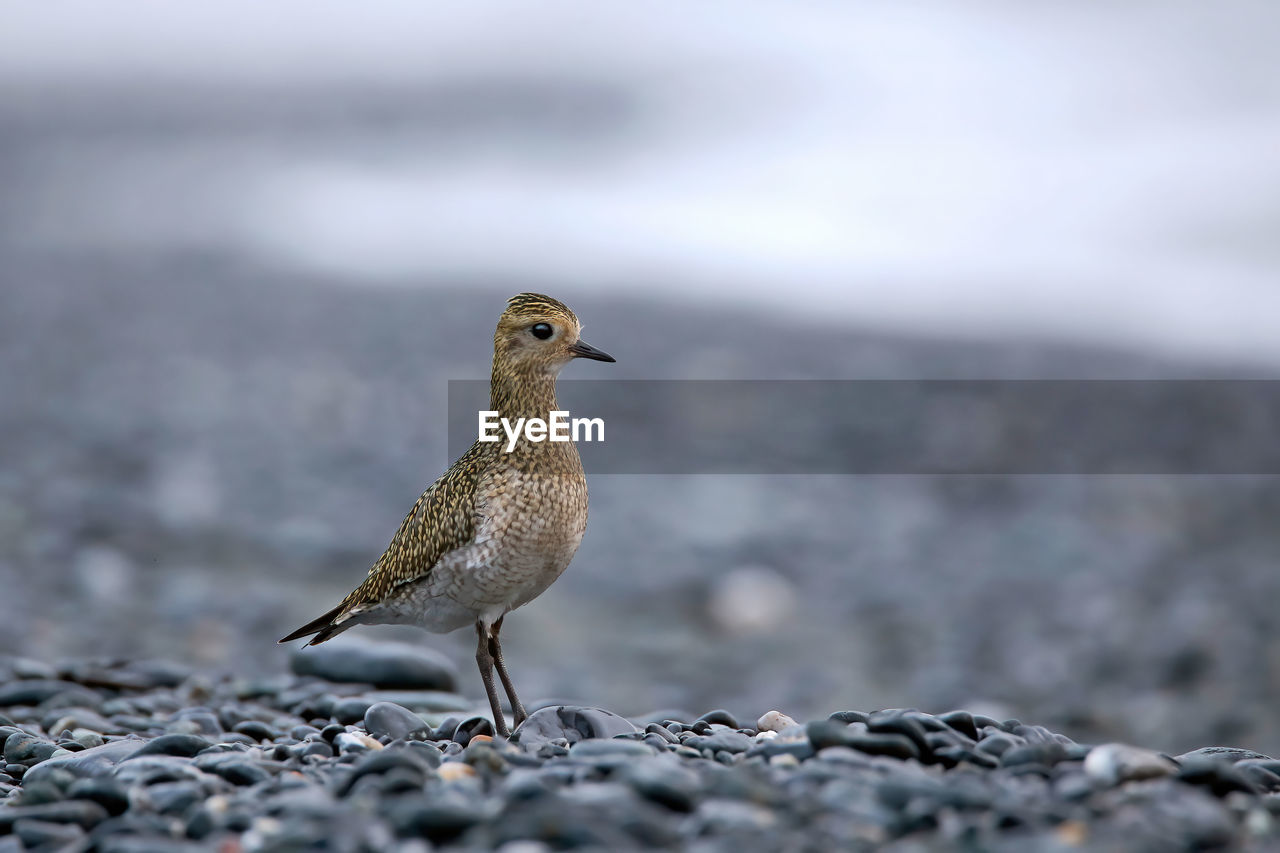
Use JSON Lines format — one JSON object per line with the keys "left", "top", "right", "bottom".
{"left": 14, "top": 818, "right": 85, "bottom": 849}
{"left": 20, "top": 738, "right": 141, "bottom": 787}
{"left": 685, "top": 731, "right": 752, "bottom": 755}
{"left": 289, "top": 637, "right": 458, "bottom": 691}
{"left": 0, "top": 800, "right": 109, "bottom": 832}
{"left": 1235, "top": 761, "right": 1280, "bottom": 792}
{"left": 384, "top": 790, "right": 487, "bottom": 841}
{"left": 194, "top": 752, "right": 272, "bottom": 786}
{"left": 65, "top": 777, "right": 130, "bottom": 815}
{"left": 231, "top": 721, "right": 275, "bottom": 742}
{"left": 696, "top": 709, "right": 738, "bottom": 728}
{"left": 622, "top": 753, "right": 696, "bottom": 809}
{"left": 569, "top": 738, "right": 656, "bottom": 759}
{"left": 937, "top": 710, "right": 980, "bottom": 741}
{"left": 4, "top": 733, "right": 60, "bottom": 767}
{"left": 975, "top": 734, "right": 1021, "bottom": 758}
{"left": 321, "top": 724, "right": 346, "bottom": 744}
{"left": 828, "top": 710, "right": 869, "bottom": 725}
{"left": 644, "top": 723, "right": 679, "bottom": 745}
{"left": 0, "top": 680, "right": 96, "bottom": 708}
{"left": 333, "top": 697, "right": 373, "bottom": 726}
{"left": 145, "top": 781, "right": 206, "bottom": 815}
{"left": 452, "top": 716, "right": 494, "bottom": 746}
{"left": 845, "top": 733, "right": 920, "bottom": 761}
{"left": 1177, "top": 756, "right": 1262, "bottom": 796}
{"left": 336, "top": 748, "right": 433, "bottom": 797}
{"left": 866, "top": 712, "right": 932, "bottom": 759}
{"left": 363, "top": 702, "right": 430, "bottom": 741}
{"left": 129, "top": 734, "right": 212, "bottom": 758}
{"left": 1176, "top": 746, "right": 1274, "bottom": 764}
{"left": 511, "top": 706, "right": 638, "bottom": 748}
{"left": 112, "top": 755, "right": 208, "bottom": 787}
{"left": 807, "top": 720, "right": 857, "bottom": 751}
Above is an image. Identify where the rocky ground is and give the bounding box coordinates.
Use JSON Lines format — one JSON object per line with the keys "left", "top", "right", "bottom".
{"left": 3, "top": 644, "right": 1279, "bottom": 852}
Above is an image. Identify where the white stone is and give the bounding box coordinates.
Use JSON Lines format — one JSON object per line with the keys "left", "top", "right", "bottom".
{"left": 756, "top": 710, "right": 798, "bottom": 733}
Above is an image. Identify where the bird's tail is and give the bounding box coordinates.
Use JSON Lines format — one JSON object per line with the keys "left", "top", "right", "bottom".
{"left": 278, "top": 602, "right": 356, "bottom": 647}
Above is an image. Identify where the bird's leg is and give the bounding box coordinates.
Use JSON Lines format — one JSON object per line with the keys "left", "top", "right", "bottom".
{"left": 475, "top": 621, "right": 509, "bottom": 738}
{"left": 488, "top": 616, "right": 528, "bottom": 729}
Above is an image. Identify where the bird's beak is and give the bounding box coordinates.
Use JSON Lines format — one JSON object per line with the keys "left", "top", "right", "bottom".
{"left": 568, "top": 339, "right": 616, "bottom": 363}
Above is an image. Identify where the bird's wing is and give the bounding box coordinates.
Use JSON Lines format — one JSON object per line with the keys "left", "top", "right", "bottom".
{"left": 279, "top": 444, "right": 487, "bottom": 645}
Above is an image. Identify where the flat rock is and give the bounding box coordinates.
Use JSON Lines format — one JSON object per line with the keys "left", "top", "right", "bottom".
{"left": 289, "top": 637, "right": 458, "bottom": 691}
{"left": 1177, "top": 746, "right": 1274, "bottom": 764}
{"left": 511, "top": 706, "right": 638, "bottom": 748}
{"left": 21, "top": 738, "right": 143, "bottom": 787}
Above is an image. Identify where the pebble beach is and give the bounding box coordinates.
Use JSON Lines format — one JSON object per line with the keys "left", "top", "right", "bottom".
{"left": 3, "top": 641, "right": 1279, "bottom": 851}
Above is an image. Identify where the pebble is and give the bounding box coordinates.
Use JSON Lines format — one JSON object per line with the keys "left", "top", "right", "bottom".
{"left": 0, "top": 655, "right": 1276, "bottom": 850}
{"left": 756, "top": 710, "right": 797, "bottom": 733}
{"left": 510, "top": 706, "right": 638, "bottom": 748}
{"left": 289, "top": 637, "right": 458, "bottom": 691}
{"left": 1084, "top": 743, "right": 1179, "bottom": 785}
{"left": 363, "top": 702, "right": 431, "bottom": 741}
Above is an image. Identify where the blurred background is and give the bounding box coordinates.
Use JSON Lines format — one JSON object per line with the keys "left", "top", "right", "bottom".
{"left": 2, "top": 1, "right": 1279, "bottom": 755}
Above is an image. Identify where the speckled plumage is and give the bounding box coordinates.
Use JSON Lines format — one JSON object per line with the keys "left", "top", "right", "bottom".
{"left": 280, "top": 293, "right": 614, "bottom": 736}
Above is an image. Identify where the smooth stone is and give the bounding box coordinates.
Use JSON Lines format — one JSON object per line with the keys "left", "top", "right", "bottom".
{"left": 129, "top": 734, "right": 212, "bottom": 758}
{"left": 144, "top": 781, "right": 207, "bottom": 815}
{"left": 685, "top": 731, "right": 752, "bottom": 755}
{"left": 363, "top": 702, "right": 431, "bottom": 741}
{"left": 289, "top": 637, "right": 458, "bottom": 691}
{"left": 644, "top": 723, "right": 679, "bottom": 745}
{"left": 975, "top": 734, "right": 1021, "bottom": 757}
{"left": 1177, "top": 756, "right": 1262, "bottom": 796}
{"left": 1084, "top": 743, "right": 1178, "bottom": 785}
{"left": 384, "top": 790, "right": 487, "bottom": 841}
{"left": 21, "top": 738, "right": 142, "bottom": 787}
{"left": 334, "top": 697, "right": 374, "bottom": 726}
{"left": 1176, "top": 746, "right": 1274, "bottom": 764}
{"left": 0, "top": 800, "right": 109, "bottom": 832}
{"left": 230, "top": 721, "right": 275, "bottom": 742}
{"left": 0, "top": 680, "right": 96, "bottom": 708}
{"left": 937, "top": 710, "right": 980, "bottom": 741}
{"left": 696, "top": 709, "right": 739, "bottom": 728}
{"left": 569, "top": 738, "right": 656, "bottom": 758}
{"left": 336, "top": 748, "right": 434, "bottom": 796}
{"left": 113, "top": 755, "right": 208, "bottom": 787}
{"left": 450, "top": 717, "right": 493, "bottom": 746}
{"left": 45, "top": 708, "right": 118, "bottom": 737}
{"left": 4, "top": 733, "right": 60, "bottom": 766}
{"left": 845, "top": 733, "right": 920, "bottom": 761}
{"left": 756, "top": 711, "right": 798, "bottom": 733}
{"left": 66, "top": 777, "right": 131, "bottom": 816}
{"left": 8, "top": 658, "right": 58, "bottom": 680}
{"left": 511, "top": 706, "right": 638, "bottom": 748}
{"left": 827, "top": 710, "right": 869, "bottom": 725}
{"left": 194, "top": 752, "right": 272, "bottom": 786}
{"left": 14, "top": 818, "right": 85, "bottom": 848}
{"left": 166, "top": 710, "right": 222, "bottom": 736}
{"left": 865, "top": 712, "right": 931, "bottom": 758}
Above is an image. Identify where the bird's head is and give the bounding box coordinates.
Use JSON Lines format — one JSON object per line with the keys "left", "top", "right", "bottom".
{"left": 494, "top": 292, "right": 615, "bottom": 376}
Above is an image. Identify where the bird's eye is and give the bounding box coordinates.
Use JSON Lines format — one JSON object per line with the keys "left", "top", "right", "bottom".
{"left": 530, "top": 323, "right": 554, "bottom": 340}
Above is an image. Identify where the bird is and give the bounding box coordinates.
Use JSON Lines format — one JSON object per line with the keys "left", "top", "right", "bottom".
{"left": 280, "top": 293, "right": 615, "bottom": 737}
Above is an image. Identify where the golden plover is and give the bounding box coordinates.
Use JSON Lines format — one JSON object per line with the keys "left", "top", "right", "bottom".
{"left": 280, "top": 293, "right": 615, "bottom": 737}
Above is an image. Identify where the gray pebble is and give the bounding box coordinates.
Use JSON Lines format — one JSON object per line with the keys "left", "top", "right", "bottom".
{"left": 289, "top": 637, "right": 458, "bottom": 691}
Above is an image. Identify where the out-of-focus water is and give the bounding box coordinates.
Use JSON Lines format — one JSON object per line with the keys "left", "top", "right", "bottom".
{"left": 4, "top": 0, "right": 1279, "bottom": 364}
